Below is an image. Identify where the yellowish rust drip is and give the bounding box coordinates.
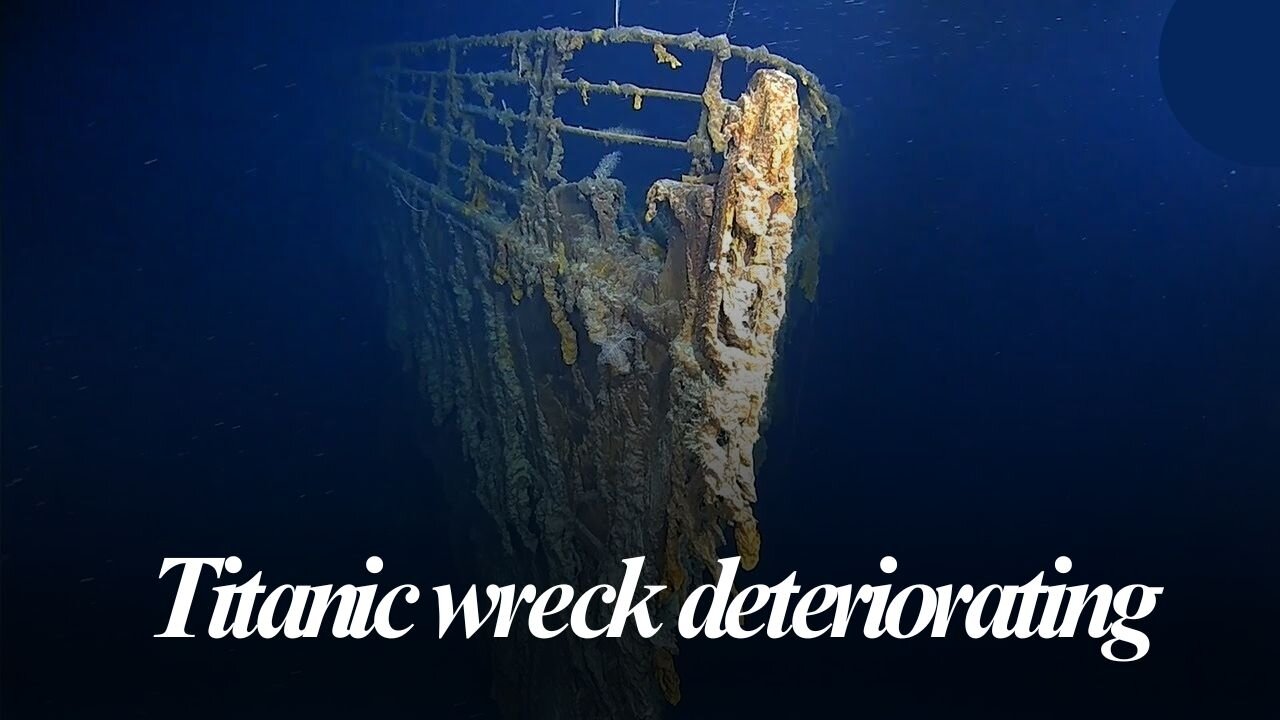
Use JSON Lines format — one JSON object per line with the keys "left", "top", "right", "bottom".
{"left": 701, "top": 57, "right": 728, "bottom": 153}
{"left": 653, "top": 43, "right": 682, "bottom": 69}
{"left": 735, "top": 518, "right": 762, "bottom": 570}
{"left": 544, "top": 274, "right": 577, "bottom": 364}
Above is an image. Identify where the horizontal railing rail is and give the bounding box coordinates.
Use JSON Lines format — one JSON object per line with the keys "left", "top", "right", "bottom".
{"left": 366, "top": 25, "right": 840, "bottom": 232}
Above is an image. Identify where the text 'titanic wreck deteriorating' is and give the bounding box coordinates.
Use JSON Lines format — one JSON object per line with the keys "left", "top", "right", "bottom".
{"left": 360, "top": 24, "right": 840, "bottom": 719}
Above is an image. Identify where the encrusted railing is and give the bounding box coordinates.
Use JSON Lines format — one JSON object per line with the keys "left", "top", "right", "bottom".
{"left": 365, "top": 26, "right": 839, "bottom": 228}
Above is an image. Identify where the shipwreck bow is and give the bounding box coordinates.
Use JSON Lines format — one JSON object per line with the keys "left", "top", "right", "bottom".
{"left": 360, "top": 25, "right": 840, "bottom": 718}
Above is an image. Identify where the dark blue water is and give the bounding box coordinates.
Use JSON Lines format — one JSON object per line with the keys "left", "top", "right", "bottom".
{"left": 4, "top": 1, "right": 1277, "bottom": 716}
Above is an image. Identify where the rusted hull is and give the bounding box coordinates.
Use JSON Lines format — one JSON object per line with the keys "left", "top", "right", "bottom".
{"left": 363, "top": 26, "right": 839, "bottom": 718}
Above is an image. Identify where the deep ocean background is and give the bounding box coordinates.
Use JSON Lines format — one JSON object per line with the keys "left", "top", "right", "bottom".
{"left": 3, "top": 0, "right": 1277, "bottom": 717}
